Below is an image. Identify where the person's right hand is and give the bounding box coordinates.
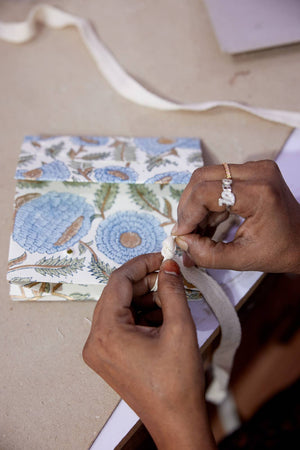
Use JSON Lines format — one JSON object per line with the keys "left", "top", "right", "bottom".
{"left": 83, "top": 254, "right": 216, "bottom": 450}
{"left": 172, "top": 160, "right": 300, "bottom": 273}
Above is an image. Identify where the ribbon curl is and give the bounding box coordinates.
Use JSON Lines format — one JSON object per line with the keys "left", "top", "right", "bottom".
{"left": 0, "top": 4, "right": 300, "bottom": 127}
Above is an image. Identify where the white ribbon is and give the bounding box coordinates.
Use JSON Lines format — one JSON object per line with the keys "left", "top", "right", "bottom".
{"left": 152, "top": 237, "right": 241, "bottom": 404}
{"left": 0, "top": 4, "right": 300, "bottom": 128}
{"left": 175, "top": 257, "right": 242, "bottom": 404}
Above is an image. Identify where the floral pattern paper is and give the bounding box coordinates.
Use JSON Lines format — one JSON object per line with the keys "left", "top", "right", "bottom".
{"left": 15, "top": 135, "right": 202, "bottom": 184}
{"left": 8, "top": 135, "right": 203, "bottom": 301}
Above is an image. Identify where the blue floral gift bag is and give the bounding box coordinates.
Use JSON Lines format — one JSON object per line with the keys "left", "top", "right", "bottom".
{"left": 7, "top": 136, "right": 203, "bottom": 301}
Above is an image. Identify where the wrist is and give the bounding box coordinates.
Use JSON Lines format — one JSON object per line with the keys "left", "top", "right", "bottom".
{"left": 142, "top": 400, "right": 216, "bottom": 450}
{"left": 286, "top": 241, "right": 300, "bottom": 274}
{"left": 290, "top": 208, "right": 300, "bottom": 274}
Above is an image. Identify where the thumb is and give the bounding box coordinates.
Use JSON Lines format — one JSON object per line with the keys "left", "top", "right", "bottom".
{"left": 176, "top": 234, "right": 247, "bottom": 270}
{"left": 158, "top": 259, "right": 194, "bottom": 328}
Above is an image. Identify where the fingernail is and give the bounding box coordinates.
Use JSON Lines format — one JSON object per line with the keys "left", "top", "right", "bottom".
{"left": 161, "top": 259, "right": 181, "bottom": 276}
{"left": 171, "top": 223, "right": 178, "bottom": 235}
{"left": 176, "top": 236, "right": 188, "bottom": 252}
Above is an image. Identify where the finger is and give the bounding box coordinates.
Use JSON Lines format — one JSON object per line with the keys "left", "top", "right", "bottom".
{"left": 174, "top": 180, "right": 255, "bottom": 236}
{"left": 176, "top": 233, "right": 250, "bottom": 270}
{"left": 157, "top": 260, "right": 195, "bottom": 329}
{"left": 132, "top": 273, "right": 158, "bottom": 298}
{"left": 182, "top": 252, "right": 196, "bottom": 267}
{"left": 113, "top": 253, "right": 162, "bottom": 286}
{"left": 183, "top": 161, "right": 274, "bottom": 185}
{"left": 173, "top": 161, "right": 276, "bottom": 236}
{"left": 225, "top": 160, "right": 280, "bottom": 181}
{"left": 91, "top": 254, "right": 162, "bottom": 329}
{"left": 132, "top": 292, "right": 157, "bottom": 311}
{"left": 174, "top": 163, "right": 247, "bottom": 220}
{"left": 179, "top": 211, "right": 229, "bottom": 268}
{"left": 104, "top": 253, "right": 162, "bottom": 310}
{"left": 207, "top": 210, "right": 229, "bottom": 230}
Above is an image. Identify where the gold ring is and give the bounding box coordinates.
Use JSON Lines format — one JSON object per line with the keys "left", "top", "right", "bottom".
{"left": 223, "top": 162, "right": 232, "bottom": 179}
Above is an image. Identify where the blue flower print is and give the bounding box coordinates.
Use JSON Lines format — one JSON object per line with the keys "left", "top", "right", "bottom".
{"left": 94, "top": 166, "right": 138, "bottom": 183}
{"left": 16, "top": 161, "right": 70, "bottom": 181}
{"left": 13, "top": 192, "right": 94, "bottom": 254}
{"left": 24, "top": 135, "right": 40, "bottom": 142}
{"left": 39, "top": 161, "right": 70, "bottom": 181}
{"left": 71, "top": 136, "right": 109, "bottom": 146}
{"left": 134, "top": 137, "right": 200, "bottom": 156}
{"left": 146, "top": 171, "right": 191, "bottom": 184}
{"left": 95, "top": 211, "right": 166, "bottom": 264}
{"left": 24, "top": 135, "right": 56, "bottom": 142}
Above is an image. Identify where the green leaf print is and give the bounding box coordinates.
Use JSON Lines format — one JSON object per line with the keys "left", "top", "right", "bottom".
{"left": 146, "top": 156, "right": 178, "bottom": 172}
{"left": 129, "top": 185, "right": 175, "bottom": 225}
{"left": 34, "top": 256, "right": 85, "bottom": 277}
{"left": 45, "top": 142, "right": 64, "bottom": 158}
{"left": 81, "top": 152, "right": 111, "bottom": 161}
{"left": 94, "top": 184, "right": 119, "bottom": 219}
{"left": 9, "top": 277, "right": 32, "bottom": 285}
{"left": 112, "top": 141, "right": 137, "bottom": 161}
{"left": 188, "top": 152, "right": 203, "bottom": 164}
{"left": 89, "top": 257, "right": 115, "bottom": 283}
{"left": 129, "top": 185, "right": 160, "bottom": 212}
{"left": 170, "top": 186, "right": 184, "bottom": 202}
{"left": 69, "top": 292, "right": 93, "bottom": 300}
{"left": 63, "top": 181, "right": 91, "bottom": 188}
{"left": 17, "top": 154, "right": 36, "bottom": 167}
{"left": 78, "top": 242, "right": 87, "bottom": 255}
{"left": 16, "top": 180, "right": 50, "bottom": 189}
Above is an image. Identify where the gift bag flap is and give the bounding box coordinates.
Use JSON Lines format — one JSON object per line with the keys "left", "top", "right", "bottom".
{"left": 15, "top": 136, "right": 202, "bottom": 184}
{"left": 8, "top": 136, "right": 203, "bottom": 300}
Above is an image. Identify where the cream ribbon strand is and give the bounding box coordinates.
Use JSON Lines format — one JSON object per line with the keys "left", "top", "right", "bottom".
{"left": 0, "top": 4, "right": 300, "bottom": 128}
{"left": 176, "top": 257, "right": 242, "bottom": 404}
{"left": 153, "top": 237, "right": 241, "bottom": 404}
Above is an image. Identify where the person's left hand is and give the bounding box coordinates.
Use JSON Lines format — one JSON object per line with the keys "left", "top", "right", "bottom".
{"left": 83, "top": 253, "right": 216, "bottom": 450}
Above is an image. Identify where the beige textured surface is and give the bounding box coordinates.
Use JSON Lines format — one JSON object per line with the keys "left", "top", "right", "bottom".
{"left": 0, "top": 1, "right": 299, "bottom": 449}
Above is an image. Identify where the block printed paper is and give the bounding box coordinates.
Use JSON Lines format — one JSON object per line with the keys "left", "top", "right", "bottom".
{"left": 8, "top": 136, "right": 203, "bottom": 301}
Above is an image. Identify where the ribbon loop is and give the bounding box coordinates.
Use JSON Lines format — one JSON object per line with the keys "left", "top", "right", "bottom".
{"left": 0, "top": 4, "right": 300, "bottom": 127}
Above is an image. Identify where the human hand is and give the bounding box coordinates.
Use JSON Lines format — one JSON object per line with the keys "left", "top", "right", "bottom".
{"left": 172, "top": 160, "right": 300, "bottom": 273}
{"left": 83, "top": 253, "right": 216, "bottom": 450}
